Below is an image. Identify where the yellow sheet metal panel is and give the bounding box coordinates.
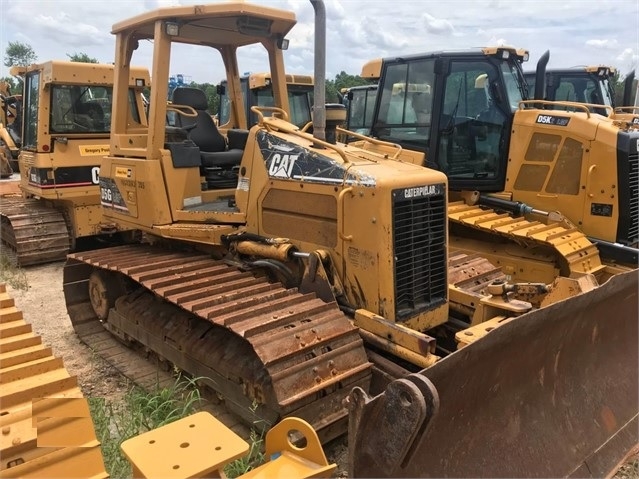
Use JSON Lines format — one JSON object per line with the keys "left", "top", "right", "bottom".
{"left": 121, "top": 411, "right": 249, "bottom": 478}
{"left": 0, "top": 284, "right": 107, "bottom": 478}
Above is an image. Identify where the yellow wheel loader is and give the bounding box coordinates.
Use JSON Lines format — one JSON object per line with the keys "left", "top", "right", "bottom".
{"left": 358, "top": 49, "right": 638, "bottom": 265}
{"left": 0, "top": 61, "right": 149, "bottom": 266}
{"left": 59, "top": 0, "right": 637, "bottom": 476}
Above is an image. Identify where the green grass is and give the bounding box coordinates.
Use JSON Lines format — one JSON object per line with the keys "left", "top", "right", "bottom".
{"left": 224, "top": 428, "right": 266, "bottom": 478}
{"left": 0, "top": 252, "right": 28, "bottom": 290}
{"left": 224, "top": 402, "right": 268, "bottom": 478}
{"left": 89, "top": 375, "right": 203, "bottom": 479}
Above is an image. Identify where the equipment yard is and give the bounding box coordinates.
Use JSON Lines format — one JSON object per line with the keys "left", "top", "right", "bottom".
{"left": 1, "top": 0, "right": 637, "bottom": 476}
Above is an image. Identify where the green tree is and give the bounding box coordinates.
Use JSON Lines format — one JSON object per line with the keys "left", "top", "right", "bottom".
{"left": 67, "top": 52, "right": 99, "bottom": 63}
{"left": 325, "top": 71, "right": 371, "bottom": 102}
{"left": 4, "top": 41, "right": 37, "bottom": 69}
{"left": 188, "top": 81, "right": 219, "bottom": 114}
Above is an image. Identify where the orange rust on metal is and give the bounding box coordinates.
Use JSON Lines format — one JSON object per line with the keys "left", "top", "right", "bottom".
{"left": 348, "top": 268, "right": 639, "bottom": 478}
{"left": 0, "top": 197, "right": 70, "bottom": 266}
{"left": 0, "top": 284, "right": 107, "bottom": 478}
{"left": 63, "top": 244, "right": 372, "bottom": 442}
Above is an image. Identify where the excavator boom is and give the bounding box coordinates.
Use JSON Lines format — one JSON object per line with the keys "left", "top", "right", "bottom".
{"left": 348, "top": 267, "right": 639, "bottom": 478}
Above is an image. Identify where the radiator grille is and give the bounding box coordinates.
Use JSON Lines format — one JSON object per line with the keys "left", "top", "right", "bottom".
{"left": 392, "top": 185, "right": 447, "bottom": 321}
{"left": 625, "top": 152, "right": 639, "bottom": 243}
{"left": 617, "top": 138, "right": 639, "bottom": 245}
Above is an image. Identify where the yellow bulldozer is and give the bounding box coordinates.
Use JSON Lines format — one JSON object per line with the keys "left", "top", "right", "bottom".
{"left": 0, "top": 61, "right": 149, "bottom": 266}
{"left": 356, "top": 48, "right": 638, "bottom": 265}
{"left": 524, "top": 63, "right": 638, "bottom": 123}
{"left": 217, "top": 72, "right": 314, "bottom": 129}
{"left": 58, "top": 0, "right": 637, "bottom": 477}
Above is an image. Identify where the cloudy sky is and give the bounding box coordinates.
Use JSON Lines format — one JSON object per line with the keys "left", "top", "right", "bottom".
{"left": 1, "top": 0, "right": 637, "bottom": 84}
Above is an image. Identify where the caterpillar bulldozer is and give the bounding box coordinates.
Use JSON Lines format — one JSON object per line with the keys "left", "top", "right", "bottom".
{"left": 0, "top": 80, "right": 21, "bottom": 177}
{"left": 524, "top": 64, "right": 638, "bottom": 123}
{"left": 0, "top": 61, "right": 150, "bottom": 266}
{"left": 217, "top": 72, "right": 314, "bottom": 129}
{"left": 60, "top": 0, "right": 637, "bottom": 475}
{"left": 357, "top": 48, "right": 639, "bottom": 264}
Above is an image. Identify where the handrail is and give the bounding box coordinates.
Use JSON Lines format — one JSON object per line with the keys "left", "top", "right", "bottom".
{"left": 166, "top": 103, "right": 198, "bottom": 118}
{"left": 260, "top": 116, "right": 351, "bottom": 164}
{"left": 338, "top": 187, "right": 353, "bottom": 241}
{"left": 336, "top": 127, "right": 403, "bottom": 159}
{"left": 518, "top": 99, "right": 599, "bottom": 118}
{"left": 250, "top": 105, "right": 289, "bottom": 122}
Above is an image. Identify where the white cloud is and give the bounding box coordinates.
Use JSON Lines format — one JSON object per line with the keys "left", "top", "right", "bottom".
{"left": 616, "top": 48, "right": 638, "bottom": 69}
{"left": 1, "top": 0, "right": 637, "bottom": 80}
{"left": 585, "top": 39, "right": 620, "bottom": 49}
{"left": 421, "top": 13, "right": 454, "bottom": 35}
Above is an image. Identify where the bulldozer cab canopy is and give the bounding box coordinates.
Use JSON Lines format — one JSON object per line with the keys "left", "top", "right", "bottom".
{"left": 109, "top": 2, "right": 297, "bottom": 160}
{"left": 111, "top": 3, "right": 296, "bottom": 47}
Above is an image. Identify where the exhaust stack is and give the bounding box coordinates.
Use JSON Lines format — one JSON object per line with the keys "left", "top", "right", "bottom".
{"left": 534, "top": 50, "right": 550, "bottom": 101}
{"left": 311, "top": 0, "right": 326, "bottom": 143}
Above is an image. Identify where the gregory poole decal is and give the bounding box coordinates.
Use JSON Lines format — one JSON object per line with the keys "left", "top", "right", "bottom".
{"left": 79, "top": 145, "right": 110, "bottom": 156}
{"left": 257, "top": 131, "right": 376, "bottom": 186}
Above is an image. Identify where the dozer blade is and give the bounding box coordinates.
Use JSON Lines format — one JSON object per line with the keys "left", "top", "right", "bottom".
{"left": 348, "top": 268, "right": 639, "bottom": 478}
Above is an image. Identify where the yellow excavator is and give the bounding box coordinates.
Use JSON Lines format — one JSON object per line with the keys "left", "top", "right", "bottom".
{"left": 0, "top": 61, "right": 149, "bottom": 266}
{"left": 357, "top": 49, "right": 638, "bottom": 265}
{"left": 59, "top": 1, "right": 637, "bottom": 477}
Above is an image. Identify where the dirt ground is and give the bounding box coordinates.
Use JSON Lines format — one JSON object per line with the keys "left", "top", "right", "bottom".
{"left": 2, "top": 259, "right": 634, "bottom": 479}
{"left": 5, "top": 261, "right": 130, "bottom": 402}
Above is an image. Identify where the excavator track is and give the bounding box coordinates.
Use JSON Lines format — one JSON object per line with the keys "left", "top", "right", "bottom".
{"left": 62, "top": 244, "right": 372, "bottom": 441}
{"left": 0, "top": 197, "right": 70, "bottom": 266}
{"left": 448, "top": 200, "right": 605, "bottom": 277}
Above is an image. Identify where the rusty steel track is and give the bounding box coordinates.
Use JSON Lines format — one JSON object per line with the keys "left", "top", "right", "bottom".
{"left": 63, "top": 244, "right": 372, "bottom": 441}
{"left": 0, "top": 197, "right": 70, "bottom": 266}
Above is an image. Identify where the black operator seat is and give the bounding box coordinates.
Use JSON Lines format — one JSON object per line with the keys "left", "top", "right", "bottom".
{"left": 170, "top": 87, "right": 243, "bottom": 169}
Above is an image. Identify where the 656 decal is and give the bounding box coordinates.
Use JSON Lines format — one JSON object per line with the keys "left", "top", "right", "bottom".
{"left": 99, "top": 178, "right": 129, "bottom": 214}
{"left": 100, "top": 186, "right": 112, "bottom": 202}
